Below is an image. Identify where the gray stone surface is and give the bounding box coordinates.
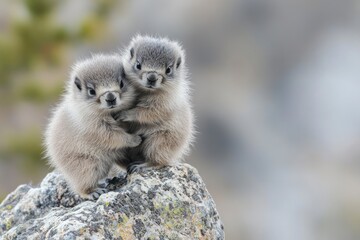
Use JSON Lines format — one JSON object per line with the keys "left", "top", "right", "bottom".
{"left": 0, "top": 164, "right": 224, "bottom": 239}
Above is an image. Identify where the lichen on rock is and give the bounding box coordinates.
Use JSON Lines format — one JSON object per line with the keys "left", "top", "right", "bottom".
{"left": 0, "top": 164, "right": 224, "bottom": 239}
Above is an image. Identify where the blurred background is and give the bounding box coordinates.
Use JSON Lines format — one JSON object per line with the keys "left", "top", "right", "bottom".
{"left": 1, "top": 0, "right": 360, "bottom": 239}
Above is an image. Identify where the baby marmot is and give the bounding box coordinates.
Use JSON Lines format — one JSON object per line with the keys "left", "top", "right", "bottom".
{"left": 115, "top": 35, "right": 195, "bottom": 171}
{"left": 45, "top": 54, "right": 141, "bottom": 198}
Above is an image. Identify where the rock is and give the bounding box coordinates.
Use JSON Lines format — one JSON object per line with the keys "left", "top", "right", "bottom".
{"left": 0, "top": 164, "right": 224, "bottom": 239}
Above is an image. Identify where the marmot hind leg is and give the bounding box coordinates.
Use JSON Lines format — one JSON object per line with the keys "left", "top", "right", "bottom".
{"left": 142, "top": 131, "right": 183, "bottom": 166}
{"left": 127, "top": 131, "right": 184, "bottom": 174}
{"left": 115, "top": 146, "right": 147, "bottom": 174}
{"left": 63, "top": 156, "right": 112, "bottom": 199}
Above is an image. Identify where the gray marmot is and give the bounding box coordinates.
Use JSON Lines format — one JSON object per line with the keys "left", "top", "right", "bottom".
{"left": 114, "top": 35, "right": 195, "bottom": 172}
{"left": 44, "top": 54, "right": 141, "bottom": 198}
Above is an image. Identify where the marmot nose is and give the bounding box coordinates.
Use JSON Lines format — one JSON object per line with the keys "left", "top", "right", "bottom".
{"left": 105, "top": 92, "right": 116, "bottom": 105}
{"left": 147, "top": 73, "right": 158, "bottom": 83}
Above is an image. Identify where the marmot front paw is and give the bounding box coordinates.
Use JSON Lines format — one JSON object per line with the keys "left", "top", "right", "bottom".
{"left": 116, "top": 110, "right": 136, "bottom": 122}
{"left": 128, "top": 135, "right": 142, "bottom": 147}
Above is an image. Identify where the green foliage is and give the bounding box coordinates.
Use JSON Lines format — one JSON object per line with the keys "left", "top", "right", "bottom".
{"left": 78, "top": 0, "right": 117, "bottom": 41}
{"left": 0, "top": 0, "right": 118, "bottom": 88}
{"left": 95, "top": 0, "right": 117, "bottom": 18}
{"left": 79, "top": 16, "right": 105, "bottom": 40}
{"left": 0, "top": 38, "right": 19, "bottom": 86}
{"left": 0, "top": 2, "right": 69, "bottom": 87}
{"left": 4, "top": 129, "right": 43, "bottom": 169}
{"left": 16, "top": 81, "right": 63, "bottom": 103}
{"left": 24, "top": 0, "right": 60, "bottom": 18}
{"left": 18, "top": 82, "right": 46, "bottom": 102}
{"left": 0, "top": 0, "right": 120, "bottom": 194}
{"left": 13, "top": 21, "right": 69, "bottom": 67}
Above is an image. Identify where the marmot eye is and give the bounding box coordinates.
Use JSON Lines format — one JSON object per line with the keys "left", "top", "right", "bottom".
{"left": 135, "top": 61, "right": 142, "bottom": 70}
{"left": 88, "top": 88, "right": 96, "bottom": 96}
{"left": 166, "top": 66, "right": 172, "bottom": 75}
{"left": 120, "top": 80, "right": 124, "bottom": 89}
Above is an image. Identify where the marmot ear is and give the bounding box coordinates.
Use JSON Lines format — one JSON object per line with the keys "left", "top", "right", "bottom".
{"left": 74, "top": 77, "right": 82, "bottom": 91}
{"left": 130, "top": 48, "right": 134, "bottom": 59}
{"left": 176, "top": 57, "right": 182, "bottom": 69}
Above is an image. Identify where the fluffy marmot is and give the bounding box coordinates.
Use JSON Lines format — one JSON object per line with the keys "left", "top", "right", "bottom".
{"left": 114, "top": 35, "right": 195, "bottom": 171}
{"left": 44, "top": 54, "right": 141, "bottom": 198}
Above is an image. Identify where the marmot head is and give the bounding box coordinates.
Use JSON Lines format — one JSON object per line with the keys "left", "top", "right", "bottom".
{"left": 123, "top": 35, "right": 186, "bottom": 92}
{"left": 69, "top": 54, "right": 129, "bottom": 112}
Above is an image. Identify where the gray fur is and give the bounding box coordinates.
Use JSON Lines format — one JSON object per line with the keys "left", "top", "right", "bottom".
{"left": 45, "top": 54, "right": 140, "bottom": 198}
{"left": 117, "top": 35, "right": 195, "bottom": 167}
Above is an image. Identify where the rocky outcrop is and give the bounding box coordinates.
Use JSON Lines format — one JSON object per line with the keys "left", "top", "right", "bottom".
{"left": 0, "top": 164, "right": 224, "bottom": 239}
